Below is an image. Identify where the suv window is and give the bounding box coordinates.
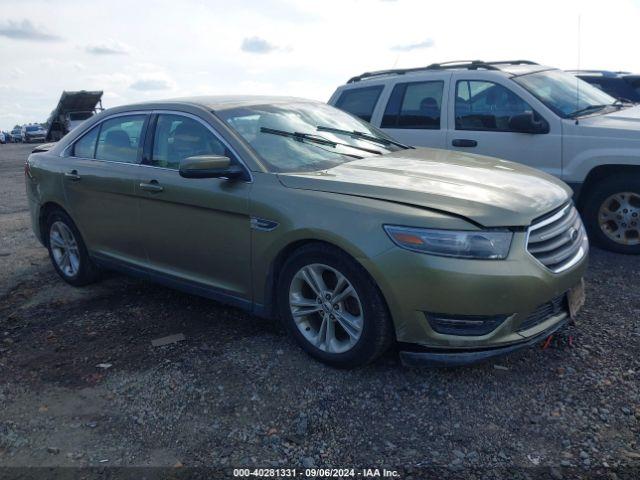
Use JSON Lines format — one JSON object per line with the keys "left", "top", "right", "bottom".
{"left": 335, "top": 86, "right": 383, "bottom": 122}
{"left": 72, "top": 125, "right": 100, "bottom": 158}
{"left": 382, "top": 81, "right": 443, "bottom": 129}
{"left": 95, "top": 115, "right": 145, "bottom": 163}
{"left": 456, "top": 80, "right": 536, "bottom": 132}
{"left": 151, "top": 114, "right": 229, "bottom": 170}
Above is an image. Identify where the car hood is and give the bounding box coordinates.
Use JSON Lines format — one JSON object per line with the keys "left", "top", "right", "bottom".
{"left": 577, "top": 104, "right": 640, "bottom": 132}
{"left": 278, "top": 148, "right": 571, "bottom": 227}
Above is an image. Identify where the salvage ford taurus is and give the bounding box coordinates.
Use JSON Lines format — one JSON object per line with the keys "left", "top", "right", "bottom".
{"left": 24, "top": 96, "right": 588, "bottom": 367}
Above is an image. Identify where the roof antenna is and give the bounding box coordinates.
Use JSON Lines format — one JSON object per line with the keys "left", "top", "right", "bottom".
{"left": 575, "top": 14, "right": 582, "bottom": 124}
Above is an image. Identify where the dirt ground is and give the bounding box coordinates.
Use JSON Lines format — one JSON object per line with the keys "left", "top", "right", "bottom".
{"left": 1, "top": 142, "right": 639, "bottom": 478}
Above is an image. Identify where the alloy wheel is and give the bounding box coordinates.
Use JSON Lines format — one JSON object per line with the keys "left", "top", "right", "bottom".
{"left": 598, "top": 191, "right": 640, "bottom": 245}
{"left": 49, "top": 221, "right": 81, "bottom": 277}
{"left": 289, "top": 263, "right": 364, "bottom": 354}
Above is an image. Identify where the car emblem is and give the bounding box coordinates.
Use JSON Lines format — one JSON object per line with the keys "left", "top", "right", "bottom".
{"left": 569, "top": 227, "right": 578, "bottom": 241}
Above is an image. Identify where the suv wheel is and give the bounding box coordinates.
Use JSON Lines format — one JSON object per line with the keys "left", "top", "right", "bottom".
{"left": 277, "top": 243, "right": 394, "bottom": 368}
{"left": 46, "top": 210, "right": 100, "bottom": 286}
{"left": 583, "top": 175, "right": 640, "bottom": 254}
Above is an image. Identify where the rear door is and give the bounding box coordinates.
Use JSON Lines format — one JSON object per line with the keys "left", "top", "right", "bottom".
{"left": 373, "top": 73, "right": 450, "bottom": 148}
{"left": 136, "top": 111, "right": 252, "bottom": 302}
{"left": 445, "top": 73, "right": 562, "bottom": 176}
{"left": 62, "top": 113, "right": 148, "bottom": 264}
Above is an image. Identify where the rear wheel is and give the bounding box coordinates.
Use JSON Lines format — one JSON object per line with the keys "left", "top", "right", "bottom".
{"left": 45, "top": 209, "right": 100, "bottom": 286}
{"left": 277, "top": 243, "right": 394, "bottom": 368}
{"left": 582, "top": 175, "right": 640, "bottom": 254}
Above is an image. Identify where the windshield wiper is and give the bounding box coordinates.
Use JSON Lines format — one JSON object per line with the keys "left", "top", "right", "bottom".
{"left": 260, "top": 127, "right": 381, "bottom": 156}
{"left": 567, "top": 104, "right": 610, "bottom": 118}
{"left": 316, "top": 125, "right": 412, "bottom": 149}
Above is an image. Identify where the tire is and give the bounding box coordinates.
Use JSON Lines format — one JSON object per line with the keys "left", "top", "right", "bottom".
{"left": 582, "top": 174, "right": 640, "bottom": 254}
{"left": 45, "top": 209, "right": 101, "bottom": 286}
{"left": 277, "top": 243, "right": 394, "bottom": 368}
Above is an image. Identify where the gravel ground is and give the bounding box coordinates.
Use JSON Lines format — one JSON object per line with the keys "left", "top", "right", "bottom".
{"left": 0, "top": 143, "right": 639, "bottom": 478}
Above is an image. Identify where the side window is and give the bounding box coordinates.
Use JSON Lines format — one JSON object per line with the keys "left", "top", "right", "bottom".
{"left": 455, "top": 80, "right": 538, "bottom": 132}
{"left": 151, "top": 114, "right": 229, "bottom": 170}
{"left": 95, "top": 115, "right": 146, "bottom": 163}
{"left": 334, "top": 86, "right": 383, "bottom": 122}
{"left": 382, "top": 81, "right": 443, "bottom": 129}
{"left": 72, "top": 125, "right": 100, "bottom": 158}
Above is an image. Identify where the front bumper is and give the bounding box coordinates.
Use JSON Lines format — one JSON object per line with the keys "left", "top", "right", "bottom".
{"left": 399, "top": 315, "right": 569, "bottom": 367}
{"left": 361, "top": 231, "right": 587, "bottom": 354}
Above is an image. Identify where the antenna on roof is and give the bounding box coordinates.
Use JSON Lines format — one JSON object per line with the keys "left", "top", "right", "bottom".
{"left": 575, "top": 14, "right": 582, "bottom": 123}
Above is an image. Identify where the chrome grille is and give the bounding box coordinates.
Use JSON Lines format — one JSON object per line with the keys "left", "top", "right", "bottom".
{"left": 527, "top": 204, "right": 588, "bottom": 273}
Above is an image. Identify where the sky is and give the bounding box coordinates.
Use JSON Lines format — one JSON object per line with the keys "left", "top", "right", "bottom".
{"left": 1, "top": 0, "right": 640, "bottom": 131}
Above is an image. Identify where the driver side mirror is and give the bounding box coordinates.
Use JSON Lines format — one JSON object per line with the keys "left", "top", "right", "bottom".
{"left": 508, "top": 112, "right": 549, "bottom": 134}
{"left": 179, "top": 155, "right": 245, "bottom": 180}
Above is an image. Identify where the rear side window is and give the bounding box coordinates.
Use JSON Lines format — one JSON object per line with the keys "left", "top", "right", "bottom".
{"left": 455, "top": 80, "right": 536, "bottom": 132}
{"left": 334, "top": 86, "right": 383, "bottom": 122}
{"left": 151, "top": 114, "right": 229, "bottom": 170}
{"left": 72, "top": 125, "right": 100, "bottom": 158}
{"left": 382, "top": 81, "right": 443, "bottom": 129}
{"left": 95, "top": 115, "right": 146, "bottom": 163}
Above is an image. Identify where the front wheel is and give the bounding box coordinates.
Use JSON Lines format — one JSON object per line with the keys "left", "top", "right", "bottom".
{"left": 277, "top": 244, "right": 394, "bottom": 368}
{"left": 582, "top": 175, "right": 640, "bottom": 254}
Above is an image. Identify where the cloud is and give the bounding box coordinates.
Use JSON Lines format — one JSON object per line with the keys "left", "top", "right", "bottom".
{"left": 241, "top": 36, "right": 282, "bottom": 54}
{"left": 85, "top": 41, "right": 130, "bottom": 55}
{"left": 0, "top": 19, "right": 62, "bottom": 42}
{"left": 129, "top": 79, "right": 172, "bottom": 91}
{"left": 391, "top": 38, "right": 435, "bottom": 52}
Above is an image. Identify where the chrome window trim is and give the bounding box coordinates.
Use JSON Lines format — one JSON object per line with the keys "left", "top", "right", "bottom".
{"left": 63, "top": 109, "right": 253, "bottom": 182}
{"left": 62, "top": 110, "right": 151, "bottom": 159}
{"left": 150, "top": 109, "right": 253, "bottom": 183}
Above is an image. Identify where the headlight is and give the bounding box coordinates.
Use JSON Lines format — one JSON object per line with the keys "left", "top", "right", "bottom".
{"left": 384, "top": 225, "right": 513, "bottom": 259}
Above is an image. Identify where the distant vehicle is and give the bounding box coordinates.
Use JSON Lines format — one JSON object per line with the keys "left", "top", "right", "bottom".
{"left": 11, "top": 129, "right": 22, "bottom": 142}
{"left": 22, "top": 125, "right": 47, "bottom": 143}
{"left": 330, "top": 60, "right": 640, "bottom": 254}
{"left": 567, "top": 70, "right": 640, "bottom": 104}
{"left": 0, "top": 132, "right": 5, "bottom": 144}
{"left": 46, "top": 90, "right": 104, "bottom": 142}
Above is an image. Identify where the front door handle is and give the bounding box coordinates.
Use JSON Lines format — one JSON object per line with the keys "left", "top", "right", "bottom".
{"left": 64, "top": 169, "right": 81, "bottom": 181}
{"left": 451, "top": 139, "right": 478, "bottom": 148}
{"left": 139, "top": 180, "right": 164, "bottom": 193}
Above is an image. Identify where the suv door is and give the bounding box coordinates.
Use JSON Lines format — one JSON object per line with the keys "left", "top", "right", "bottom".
{"left": 61, "top": 113, "right": 148, "bottom": 264}
{"left": 137, "top": 112, "right": 252, "bottom": 303}
{"left": 446, "top": 74, "right": 562, "bottom": 176}
{"left": 375, "top": 73, "right": 450, "bottom": 148}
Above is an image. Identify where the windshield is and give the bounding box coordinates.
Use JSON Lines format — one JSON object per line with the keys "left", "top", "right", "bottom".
{"left": 26, "top": 126, "right": 41, "bottom": 132}
{"left": 513, "top": 69, "right": 616, "bottom": 118}
{"left": 216, "top": 102, "right": 401, "bottom": 173}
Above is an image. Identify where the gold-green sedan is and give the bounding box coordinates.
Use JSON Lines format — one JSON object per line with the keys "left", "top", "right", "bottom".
{"left": 25, "top": 96, "right": 588, "bottom": 367}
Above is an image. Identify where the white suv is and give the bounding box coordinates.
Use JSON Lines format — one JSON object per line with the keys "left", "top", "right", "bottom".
{"left": 329, "top": 60, "right": 640, "bottom": 254}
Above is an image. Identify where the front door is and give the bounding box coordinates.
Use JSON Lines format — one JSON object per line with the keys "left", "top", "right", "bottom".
{"left": 446, "top": 76, "right": 562, "bottom": 177}
{"left": 62, "top": 113, "right": 148, "bottom": 264}
{"left": 136, "top": 112, "right": 252, "bottom": 301}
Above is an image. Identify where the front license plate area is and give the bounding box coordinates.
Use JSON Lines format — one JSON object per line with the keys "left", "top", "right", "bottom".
{"left": 567, "top": 279, "right": 585, "bottom": 319}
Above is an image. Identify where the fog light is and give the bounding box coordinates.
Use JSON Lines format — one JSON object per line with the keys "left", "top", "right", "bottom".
{"left": 425, "top": 312, "right": 508, "bottom": 336}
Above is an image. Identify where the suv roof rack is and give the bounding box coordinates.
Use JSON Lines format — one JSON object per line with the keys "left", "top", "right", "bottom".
{"left": 347, "top": 60, "right": 539, "bottom": 83}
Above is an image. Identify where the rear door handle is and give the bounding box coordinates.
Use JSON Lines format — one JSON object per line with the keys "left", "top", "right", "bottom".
{"left": 451, "top": 139, "right": 478, "bottom": 148}
{"left": 139, "top": 180, "right": 164, "bottom": 193}
{"left": 64, "top": 170, "right": 81, "bottom": 181}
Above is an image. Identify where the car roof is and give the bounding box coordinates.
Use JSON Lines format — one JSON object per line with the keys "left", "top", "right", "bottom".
{"left": 120, "top": 95, "right": 322, "bottom": 112}
{"left": 344, "top": 60, "right": 552, "bottom": 84}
